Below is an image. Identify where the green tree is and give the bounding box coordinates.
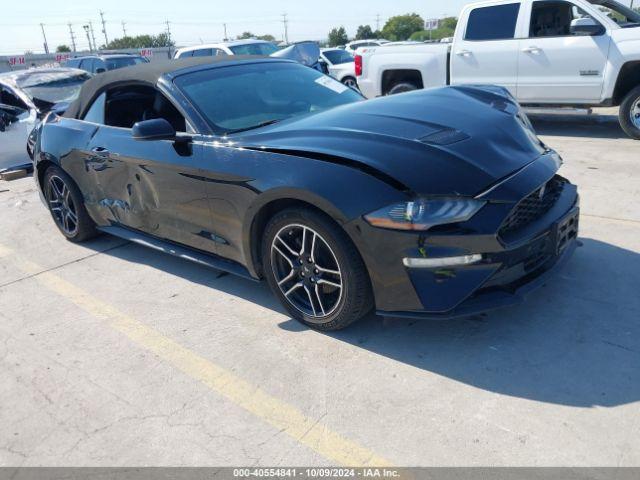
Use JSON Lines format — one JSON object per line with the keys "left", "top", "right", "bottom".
{"left": 327, "top": 26, "right": 349, "bottom": 47}
{"left": 381, "top": 13, "right": 425, "bottom": 41}
{"left": 257, "top": 34, "right": 276, "bottom": 42}
{"left": 238, "top": 31, "right": 254, "bottom": 39}
{"left": 355, "top": 25, "right": 374, "bottom": 40}
{"left": 104, "top": 33, "right": 174, "bottom": 50}
{"left": 409, "top": 17, "right": 458, "bottom": 42}
{"left": 56, "top": 45, "right": 71, "bottom": 53}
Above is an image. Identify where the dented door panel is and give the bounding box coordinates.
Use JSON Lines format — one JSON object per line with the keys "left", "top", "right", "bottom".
{"left": 86, "top": 126, "right": 218, "bottom": 254}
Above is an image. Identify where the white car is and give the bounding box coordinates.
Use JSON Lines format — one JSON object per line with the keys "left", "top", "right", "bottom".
{"left": 0, "top": 68, "right": 90, "bottom": 171}
{"left": 356, "top": 0, "right": 640, "bottom": 139}
{"left": 344, "top": 39, "right": 389, "bottom": 55}
{"left": 320, "top": 48, "right": 358, "bottom": 88}
{"left": 174, "top": 40, "right": 279, "bottom": 59}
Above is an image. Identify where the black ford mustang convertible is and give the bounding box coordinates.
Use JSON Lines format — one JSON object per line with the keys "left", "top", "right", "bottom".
{"left": 31, "top": 57, "right": 579, "bottom": 330}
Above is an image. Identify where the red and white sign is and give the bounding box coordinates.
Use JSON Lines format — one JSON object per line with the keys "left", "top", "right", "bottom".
{"left": 8, "top": 56, "right": 26, "bottom": 66}
{"left": 55, "top": 53, "right": 70, "bottom": 62}
{"left": 140, "top": 49, "right": 154, "bottom": 58}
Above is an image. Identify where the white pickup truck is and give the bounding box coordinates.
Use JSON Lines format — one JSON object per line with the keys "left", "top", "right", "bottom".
{"left": 356, "top": 0, "right": 640, "bottom": 138}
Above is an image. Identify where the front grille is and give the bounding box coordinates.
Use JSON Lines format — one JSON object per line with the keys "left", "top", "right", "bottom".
{"left": 499, "top": 176, "right": 566, "bottom": 237}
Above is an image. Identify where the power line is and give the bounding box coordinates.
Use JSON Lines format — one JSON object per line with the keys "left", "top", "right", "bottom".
{"left": 68, "top": 23, "right": 76, "bottom": 51}
{"left": 99, "top": 10, "right": 109, "bottom": 46}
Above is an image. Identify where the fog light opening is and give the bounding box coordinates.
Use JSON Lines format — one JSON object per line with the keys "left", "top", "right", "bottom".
{"left": 403, "top": 254, "right": 483, "bottom": 268}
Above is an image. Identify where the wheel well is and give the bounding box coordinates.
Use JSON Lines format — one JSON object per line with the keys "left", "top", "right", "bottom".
{"left": 36, "top": 160, "right": 56, "bottom": 193}
{"left": 381, "top": 69, "right": 423, "bottom": 95}
{"left": 613, "top": 62, "right": 640, "bottom": 105}
{"left": 249, "top": 198, "right": 342, "bottom": 278}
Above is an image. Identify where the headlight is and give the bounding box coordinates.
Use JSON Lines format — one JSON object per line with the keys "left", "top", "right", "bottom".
{"left": 364, "top": 198, "right": 486, "bottom": 231}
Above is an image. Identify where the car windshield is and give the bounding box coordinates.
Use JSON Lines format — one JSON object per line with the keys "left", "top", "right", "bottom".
{"left": 323, "top": 50, "right": 354, "bottom": 65}
{"left": 229, "top": 43, "right": 279, "bottom": 55}
{"left": 590, "top": 0, "right": 640, "bottom": 27}
{"left": 19, "top": 71, "right": 91, "bottom": 105}
{"left": 105, "top": 57, "right": 148, "bottom": 70}
{"left": 175, "top": 62, "right": 363, "bottom": 134}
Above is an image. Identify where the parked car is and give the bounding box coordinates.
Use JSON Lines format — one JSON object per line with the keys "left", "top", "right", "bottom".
{"left": 0, "top": 68, "right": 91, "bottom": 170}
{"left": 174, "top": 40, "right": 278, "bottom": 58}
{"left": 31, "top": 57, "right": 579, "bottom": 330}
{"left": 344, "top": 39, "right": 389, "bottom": 55}
{"left": 356, "top": 0, "right": 640, "bottom": 139}
{"left": 320, "top": 48, "right": 358, "bottom": 89}
{"left": 64, "top": 54, "right": 149, "bottom": 74}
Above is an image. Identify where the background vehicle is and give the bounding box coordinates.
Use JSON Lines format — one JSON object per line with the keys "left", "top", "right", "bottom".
{"left": 174, "top": 40, "right": 278, "bottom": 58}
{"left": 344, "top": 39, "right": 389, "bottom": 55}
{"left": 32, "top": 57, "right": 578, "bottom": 331}
{"left": 356, "top": 0, "right": 640, "bottom": 138}
{"left": 0, "top": 68, "right": 91, "bottom": 170}
{"left": 320, "top": 48, "right": 358, "bottom": 88}
{"left": 64, "top": 54, "right": 149, "bottom": 74}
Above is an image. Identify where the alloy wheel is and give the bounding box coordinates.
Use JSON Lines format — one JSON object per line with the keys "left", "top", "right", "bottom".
{"left": 270, "top": 224, "right": 343, "bottom": 321}
{"left": 631, "top": 98, "right": 640, "bottom": 129}
{"left": 47, "top": 175, "right": 79, "bottom": 236}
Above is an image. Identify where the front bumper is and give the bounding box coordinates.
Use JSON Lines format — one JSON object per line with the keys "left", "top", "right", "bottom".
{"left": 346, "top": 152, "right": 580, "bottom": 319}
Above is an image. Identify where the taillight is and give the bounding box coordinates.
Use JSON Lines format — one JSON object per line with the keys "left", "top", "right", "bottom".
{"left": 355, "top": 54, "right": 362, "bottom": 77}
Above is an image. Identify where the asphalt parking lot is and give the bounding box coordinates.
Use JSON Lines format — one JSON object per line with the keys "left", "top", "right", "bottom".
{"left": 1, "top": 112, "right": 639, "bottom": 467}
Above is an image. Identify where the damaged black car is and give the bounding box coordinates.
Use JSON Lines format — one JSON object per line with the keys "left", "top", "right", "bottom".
{"left": 31, "top": 57, "right": 579, "bottom": 330}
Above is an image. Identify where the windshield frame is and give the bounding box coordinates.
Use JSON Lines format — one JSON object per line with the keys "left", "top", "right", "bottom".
{"left": 172, "top": 60, "right": 363, "bottom": 136}
{"left": 588, "top": 0, "right": 640, "bottom": 27}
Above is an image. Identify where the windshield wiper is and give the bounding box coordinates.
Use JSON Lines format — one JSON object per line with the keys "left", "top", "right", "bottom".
{"left": 226, "top": 118, "right": 283, "bottom": 135}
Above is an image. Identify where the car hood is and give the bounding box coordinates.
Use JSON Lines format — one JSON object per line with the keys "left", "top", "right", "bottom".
{"left": 234, "top": 86, "right": 548, "bottom": 196}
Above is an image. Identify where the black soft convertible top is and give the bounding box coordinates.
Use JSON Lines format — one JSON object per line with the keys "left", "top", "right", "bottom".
{"left": 64, "top": 55, "right": 268, "bottom": 119}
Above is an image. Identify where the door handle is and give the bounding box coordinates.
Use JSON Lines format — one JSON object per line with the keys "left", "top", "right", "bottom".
{"left": 522, "top": 46, "right": 542, "bottom": 54}
{"left": 455, "top": 49, "right": 472, "bottom": 57}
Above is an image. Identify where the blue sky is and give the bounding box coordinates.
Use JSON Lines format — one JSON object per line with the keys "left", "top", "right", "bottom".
{"left": 0, "top": 0, "right": 472, "bottom": 55}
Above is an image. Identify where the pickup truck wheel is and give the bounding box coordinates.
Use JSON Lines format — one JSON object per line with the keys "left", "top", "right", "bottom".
{"left": 619, "top": 86, "right": 640, "bottom": 140}
{"left": 387, "top": 82, "right": 418, "bottom": 95}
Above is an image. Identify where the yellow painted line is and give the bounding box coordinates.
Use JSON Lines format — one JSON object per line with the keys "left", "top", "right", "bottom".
{"left": 0, "top": 242, "right": 392, "bottom": 467}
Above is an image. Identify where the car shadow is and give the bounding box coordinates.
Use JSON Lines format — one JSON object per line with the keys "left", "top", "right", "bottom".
{"left": 84, "top": 236, "right": 640, "bottom": 408}
{"left": 530, "top": 113, "right": 628, "bottom": 139}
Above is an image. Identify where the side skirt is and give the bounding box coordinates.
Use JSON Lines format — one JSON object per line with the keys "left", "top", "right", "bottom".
{"left": 98, "top": 225, "right": 258, "bottom": 282}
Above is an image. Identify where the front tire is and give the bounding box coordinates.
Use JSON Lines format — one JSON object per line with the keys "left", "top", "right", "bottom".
{"left": 341, "top": 76, "right": 358, "bottom": 90}
{"left": 43, "top": 166, "right": 98, "bottom": 242}
{"left": 619, "top": 86, "right": 640, "bottom": 140}
{"left": 262, "top": 208, "right": 373, "bottom": 331}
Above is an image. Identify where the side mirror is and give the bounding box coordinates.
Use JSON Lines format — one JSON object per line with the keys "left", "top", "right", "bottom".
{"left": 95, "top": 68, "right": 106, "bottom": 74}
{"left": 132, "top": 118, "right": 176, "bottom": 141}
{"left": 570, "top": 17, "right": 605, "bottom": 36}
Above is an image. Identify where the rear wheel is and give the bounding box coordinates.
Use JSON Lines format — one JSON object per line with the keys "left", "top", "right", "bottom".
{"left": 387, "top": 82, "right": 418, "bottom": 95}
{"left": 619, "top": 86, "right": 640, "bottom": 140}
{"left": 341, "top": 76, "right": 358, "bottom": 90}
{"left": 262, "top": 208, "right": 373, "bottom": 331}
{"left": 43, "top": 166, "right": 98, "bottom": 242}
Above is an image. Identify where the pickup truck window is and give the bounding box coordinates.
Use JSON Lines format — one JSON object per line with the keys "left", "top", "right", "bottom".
{"left": 530, "top": 1, "right": 597, "bottom": 37}
{"left": 465, "top": 3, "right": 521, "bottom": 41}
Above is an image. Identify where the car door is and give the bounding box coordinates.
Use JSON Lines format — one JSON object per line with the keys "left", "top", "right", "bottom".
{"left": 81, "top": 84, "right": 219, "bottom": 254}
{"left": 0, "top": 85, "right": 37, "bottom": 170}
{"left": 516, "top": 0, "right": 610, "bottom": 103}
{"left": 450, "top": 2, "right": 523, "bottom": 95}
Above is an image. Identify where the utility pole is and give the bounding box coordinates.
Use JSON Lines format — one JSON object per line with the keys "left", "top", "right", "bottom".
{"left": 83, "top": 25, "right": 93, "bottom": 52}
{"left": 40, "top": 23, "right": 50, "bottom": 54}
{"left": 375, "top": 14, "right": 380, "bottom": 32}
{"left": 99, "top": 10, "right": 109, "bottom": 46}
{"left": 281, "top": 13, "right": 289, "bottom": 44}
{"left": 165, "top": 20, "right": 171, "bottom": 44}
{"left": 89, "top": 21, "right": 98, "bottom": 51}
{"left": 223, "top": 23, "right": 228, "bottom": 41}
{"left": 68, "top": 23, "right": 77, "bottom": 52}
{"left": 121, "top": 21, "right": 127, "bottom": 37}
